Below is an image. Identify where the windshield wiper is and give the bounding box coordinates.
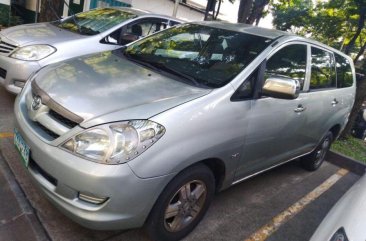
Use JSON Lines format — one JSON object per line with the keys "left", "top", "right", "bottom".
{"left": 150, "top": 62, "right": 201, "bottom": 87}
{"left": 122, "top": 51, "right": 163, "bottom": 73}
{"left": 122, "top": 51, "right": 202, "bottom": 88}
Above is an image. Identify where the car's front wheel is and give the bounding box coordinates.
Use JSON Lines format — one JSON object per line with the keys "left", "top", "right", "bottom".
{"left": 145, "top": 164, "right": 215, "bottom": 241}
{"left": 301, "top": 131, "right": 333, "bottom": 171}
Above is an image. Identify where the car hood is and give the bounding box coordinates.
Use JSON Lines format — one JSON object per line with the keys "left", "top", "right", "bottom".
{"left": 34, "top": 51, "right": 210, "bottom": 128}
{"left": 0, "top": 22, "right": 83, "bottom": 46}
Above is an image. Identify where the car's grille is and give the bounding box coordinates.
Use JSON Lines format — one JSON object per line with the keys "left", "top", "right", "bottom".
{"left": 0, "top": 67, "right": 6, "bottom": 79}
{"left": 34, "top": 122, "right": 60, "bottom": 140}
{"left": 29, "top": 157, "right": 58, "bottom": 186}
{"left": 49, "top": 110, "right": 78, "bottom": 129}
{"left": 0, "top": 40, "right": 17, "bottom": 54}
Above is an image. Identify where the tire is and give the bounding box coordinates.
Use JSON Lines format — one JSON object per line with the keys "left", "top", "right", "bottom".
{"left": 145, "top": 164, "right": 215, "bottom": 241}
{"left": 362, "top": 130, "right": 366, "bottom": 140}
{"left": 301, "top": 131, "right": 333, "bottom": 171}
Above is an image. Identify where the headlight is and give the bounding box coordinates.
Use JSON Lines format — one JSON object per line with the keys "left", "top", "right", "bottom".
{"left": 330, "top": 227, "right": 349, "bottom": 241}
{"left": 61, "top": 120, "right": 165, "bottom": 164}
{"left": 10, "top": 45, "right": 56, "bottom": 61}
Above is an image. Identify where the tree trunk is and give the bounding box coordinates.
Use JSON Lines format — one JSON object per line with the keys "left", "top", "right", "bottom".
{"left": 344, "top": 5, "right": 365, "bottom": 55}
{"left": 340, "top": 60, "right": 366, "bottom": 139}
{"left": 39, "top": 0, "right": 64, "bottom": 22}
{"left": 237, "top": 0, "right": 253, "bottom": 23}
{"left": 353, "top": 41, "right": 366, "bottom": 63}
{"left": 246, "top": 0, "right": 270, "bottom": 24}
{"left": 214, "top": 0, "right": 222, "bottom": 19}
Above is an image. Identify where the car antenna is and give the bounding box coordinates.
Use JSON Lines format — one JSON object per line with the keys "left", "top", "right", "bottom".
{"left": 63, "top": 0, "right": 82, "bottom": 34}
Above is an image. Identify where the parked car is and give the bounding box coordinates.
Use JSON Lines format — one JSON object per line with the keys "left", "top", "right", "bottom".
{"left": 14, "top": 22, "right": 356, "bottom": 241}
{"left": 352, "top": 108, "right": 366, "bottom": 140}
{"left": 0, "top": 7, "right": 182, "bottom": 94}
{"left": 310, "top": 173, "right": 366, "bottom": 241}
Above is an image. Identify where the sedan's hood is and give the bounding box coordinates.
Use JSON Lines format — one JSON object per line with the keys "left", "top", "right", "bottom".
{"left": 1, "top": 23, "right": 83, "bottom": 46}
{"left": 34, "top": 51, "right": 210, "bottom": 128}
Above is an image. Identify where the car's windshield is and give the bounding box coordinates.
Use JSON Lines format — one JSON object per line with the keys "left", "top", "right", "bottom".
{"left": 53, "top": 8, "right": 137, "bottom": 35}
{"left": 124, "top": 24, "right": 272, "bottom": 88}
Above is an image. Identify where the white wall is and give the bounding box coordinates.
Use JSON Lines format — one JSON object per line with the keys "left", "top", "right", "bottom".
{"left": 0, "top": 0, "right": 10, "bottom": 5}
{"left": 131, "top": 0, "right": 204, "bottom": 21}
{"left": 25, "top": 0, "right": 40, "bottom": 11}
{"left": 130, "top": 0, "right": 273, "bottom": 27}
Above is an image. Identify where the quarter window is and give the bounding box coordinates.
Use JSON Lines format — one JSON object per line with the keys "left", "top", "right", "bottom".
{"left": 310, "top": 47, "right": 336, "bottom": 90}
{"left": 335, "top": 54, "right": 353, "bottom": 88}
{"left": 265, "top": 44, "right": 307, "bottom": 89}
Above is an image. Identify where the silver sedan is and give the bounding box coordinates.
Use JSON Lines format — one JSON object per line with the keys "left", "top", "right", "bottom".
{"left": 0, "top": 7, "right": 181, "bottom": 94}
{"left": 311, "top": 173, "right": 366, "bottom": 241}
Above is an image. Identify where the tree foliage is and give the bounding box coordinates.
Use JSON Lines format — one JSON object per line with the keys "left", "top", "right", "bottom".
{"left": 272, "top": 0, "right": 366, "bottom": 138}
{"left": 272, "top": 0, "right": 366, "bottom": 62}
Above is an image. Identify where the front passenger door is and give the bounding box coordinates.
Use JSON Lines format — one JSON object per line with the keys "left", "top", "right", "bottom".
{"left": 234, "top": 43, "right": 312, "bottom": 179}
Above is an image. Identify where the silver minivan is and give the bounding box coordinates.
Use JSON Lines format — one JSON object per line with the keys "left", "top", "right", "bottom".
{"left": 14, "top": 22, "right": 356, "bottom": 241}
{"left": 0, "top": 7, "right": 181, "bottom": 94}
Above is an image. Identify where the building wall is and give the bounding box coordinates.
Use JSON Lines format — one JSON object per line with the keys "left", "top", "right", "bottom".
{"left": 131, "top": 0, "right": 204, "bottom": 21}
{"left": 9, "top": 0, "right": 242, "bottom": 26}
{"left": 0, "top": 0, "right": 10, "bottom": 5}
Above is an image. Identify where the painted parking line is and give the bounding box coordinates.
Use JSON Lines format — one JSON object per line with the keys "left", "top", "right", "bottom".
{"left": 244, "top": 168, "right": 349, "bottom": 241}
{"left": 0, "top": 132, "right": 14, "bottom": 138}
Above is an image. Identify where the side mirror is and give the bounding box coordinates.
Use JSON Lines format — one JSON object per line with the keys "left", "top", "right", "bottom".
{"left": 262, "top": 76, "right": 300, "bottom": 99}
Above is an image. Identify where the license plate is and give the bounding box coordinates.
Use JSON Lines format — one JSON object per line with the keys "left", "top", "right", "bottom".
{"left": 14, "top": 128, "right": 30, "bottom": 167}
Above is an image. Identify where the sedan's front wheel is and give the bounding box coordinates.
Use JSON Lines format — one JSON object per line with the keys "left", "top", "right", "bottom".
{"left": 145, "top": 164, "right": 215, "bottom": 241}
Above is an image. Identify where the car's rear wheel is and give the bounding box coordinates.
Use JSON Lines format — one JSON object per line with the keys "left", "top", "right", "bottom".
{"left": 362, "top": 130, "right": 366, "bottom": 140}
{"left": 301, "top": 131, "right": 333, "bottom": 171}
{"left": 145, "top": 164, "right": 215, "bottom": 241}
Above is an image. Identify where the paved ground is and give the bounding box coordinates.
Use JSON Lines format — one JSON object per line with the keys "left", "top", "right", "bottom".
{"left": 0, "top": 85, "right": 362, "bottom": 241}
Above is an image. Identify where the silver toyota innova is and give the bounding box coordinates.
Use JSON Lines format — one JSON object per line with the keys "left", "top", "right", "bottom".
{"left": 14, "top": 22, "right": 356, "bottom": 241}
{"left": 0, "top": 7, "right": 181, "bottom": 94}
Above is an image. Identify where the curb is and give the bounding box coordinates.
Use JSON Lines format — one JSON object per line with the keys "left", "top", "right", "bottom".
{"left": 326, "top": 150, "right": 366, "bottom": 176}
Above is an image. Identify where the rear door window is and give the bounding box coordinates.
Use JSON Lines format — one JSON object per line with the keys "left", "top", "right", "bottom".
{"left": 310, "top": 47, "right": 336, "bottom": 90}
{"left": 335, "top": 54, "right": 353, "bottom": 88}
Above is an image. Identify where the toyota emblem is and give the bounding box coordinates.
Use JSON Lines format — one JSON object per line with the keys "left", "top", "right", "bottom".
{"left": 32, "top": 95, "right": 42, "bottom": 110}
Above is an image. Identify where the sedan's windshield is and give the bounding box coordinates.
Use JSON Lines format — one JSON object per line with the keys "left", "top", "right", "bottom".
{"left": 53, "top": 8, "right": 137, "bottom": 35}
{"left": 124, "top": 24, "right": 272, "bottom": 88}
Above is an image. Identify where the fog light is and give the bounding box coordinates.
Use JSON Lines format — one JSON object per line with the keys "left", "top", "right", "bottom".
{"left": 78, "top": 192, "right": 108, "bottom": 205}
{"left": 14, "top": 79, "right": 26, "bottom": 88}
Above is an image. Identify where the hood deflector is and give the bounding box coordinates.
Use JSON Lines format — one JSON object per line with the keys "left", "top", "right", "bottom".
{"left": 31, "top": 81, "right": 84, "bottom": 124}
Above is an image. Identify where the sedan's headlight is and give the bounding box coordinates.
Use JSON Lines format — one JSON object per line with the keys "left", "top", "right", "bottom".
{"left": 330, "top": 227, "right": 349, "bottom": 241}
{"left": 61, "top": 120, "right": 165, "bottom": 164}
{"left": 10, "top": 45, "right": 56, "bottom": 61}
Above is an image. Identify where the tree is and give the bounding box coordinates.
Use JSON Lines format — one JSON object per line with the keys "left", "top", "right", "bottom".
{"left": 272, "top": 0, "right": 366, "bottom": 138}
{"left": 39, "top": 0, "right": 64, "bottom": 22}
{"left": 237, "top": 0, "right": 270, "bottom": 24}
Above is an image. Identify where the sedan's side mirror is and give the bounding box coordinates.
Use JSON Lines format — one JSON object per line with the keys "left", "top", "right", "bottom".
{"left": 262, "top": 76, "right": 300, "bottom": 99}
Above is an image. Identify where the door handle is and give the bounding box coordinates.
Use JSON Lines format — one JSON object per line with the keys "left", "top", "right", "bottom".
{"left": 294, "top": 105, "right": 306, "bottom": 113}
{"left": 331, "top": 98, "right": 339, "bottom": 106}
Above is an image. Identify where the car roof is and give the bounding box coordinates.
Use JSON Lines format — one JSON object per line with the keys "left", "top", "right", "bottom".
{"left": 193, "top": 21, "right": 294, "bottom": 39}
{"left": 191, "top": 21, "right": 352, "bottom": 60}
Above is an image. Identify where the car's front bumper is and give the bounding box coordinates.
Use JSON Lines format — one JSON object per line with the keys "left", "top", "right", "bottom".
{"left": 14, "top": 95, "right": 174, "bottom": 230}
{"left": 0, "top": 55, "right": 41, "bottom": 94}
